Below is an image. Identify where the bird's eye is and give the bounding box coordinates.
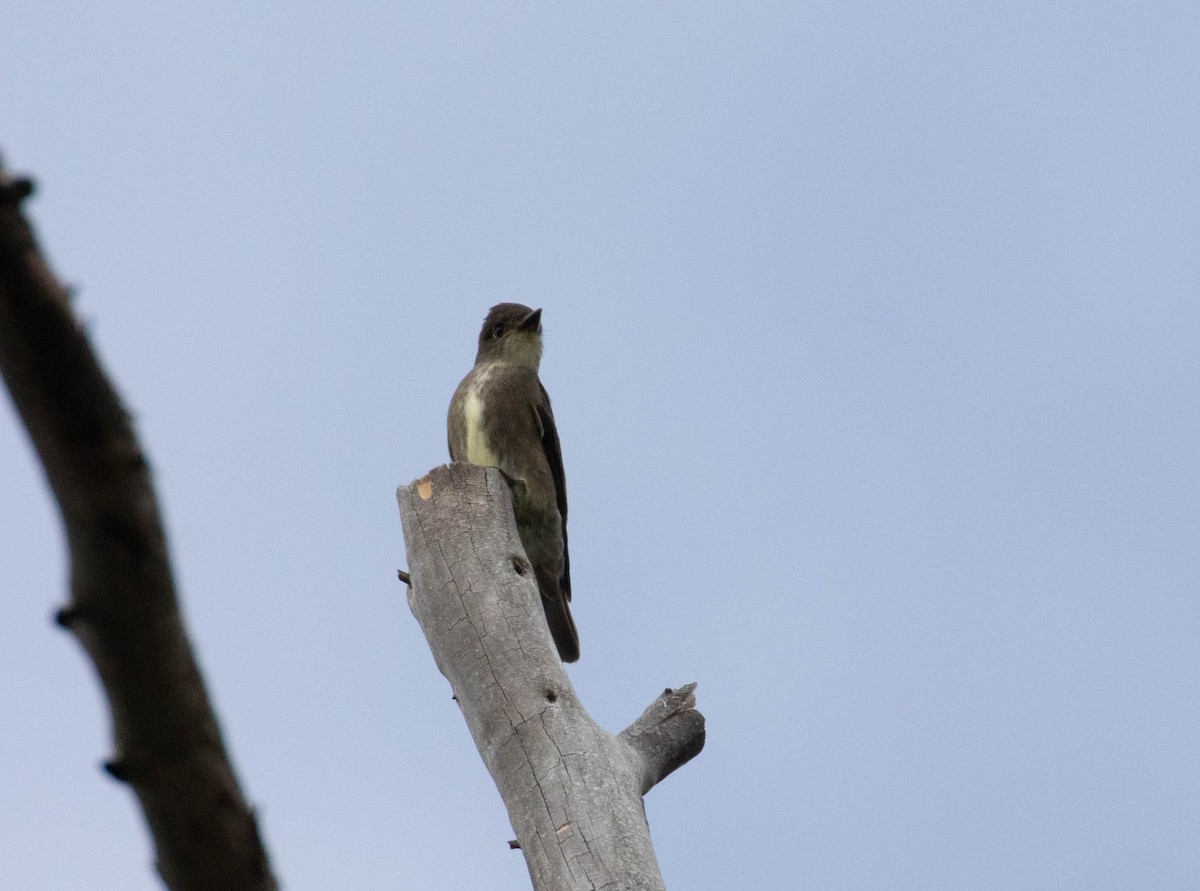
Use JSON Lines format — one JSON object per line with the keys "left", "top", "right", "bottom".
{"left": 490, "top": 323, "right": 506, "bottom": 339}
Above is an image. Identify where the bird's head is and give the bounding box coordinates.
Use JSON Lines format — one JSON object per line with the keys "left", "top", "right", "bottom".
{"left": 475, "top": 303, "right": 544, "bottom": 369}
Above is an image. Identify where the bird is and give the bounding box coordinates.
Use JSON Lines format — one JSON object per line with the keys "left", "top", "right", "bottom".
{"left": 447, "top": 303, "right": 580, "bottom": 662}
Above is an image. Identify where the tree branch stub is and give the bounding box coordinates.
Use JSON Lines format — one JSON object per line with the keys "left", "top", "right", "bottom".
{"left": 397, "top": 462, "right": 704, "bottom": 891}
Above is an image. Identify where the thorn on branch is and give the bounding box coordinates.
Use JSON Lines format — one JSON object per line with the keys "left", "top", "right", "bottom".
{"left": 54, "top": 606, "right": 81, "bottom": 629}
{"left": 0, "top": 175, "right": 35, "bottom": 205}
{"left": 103, "top": 759, "right": 131, "bottom": 783}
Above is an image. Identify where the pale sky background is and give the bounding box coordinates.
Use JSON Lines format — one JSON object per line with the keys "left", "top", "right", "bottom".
{"left": 2, "top": 4, "right": 1198, "bottom": 889}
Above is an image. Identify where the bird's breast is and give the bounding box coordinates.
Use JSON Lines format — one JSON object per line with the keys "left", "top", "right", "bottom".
{"left": 462, "top": 369, "right": 501, "bottom": 467}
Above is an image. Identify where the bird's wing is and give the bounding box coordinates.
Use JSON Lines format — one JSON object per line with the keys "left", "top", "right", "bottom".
{"left": 536, "top": 382, "right": 570, "bottom": 601}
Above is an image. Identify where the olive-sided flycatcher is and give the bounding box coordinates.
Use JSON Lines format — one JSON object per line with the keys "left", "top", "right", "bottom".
{"left": 447, "top": 304, "right": 580, "bottom": 662}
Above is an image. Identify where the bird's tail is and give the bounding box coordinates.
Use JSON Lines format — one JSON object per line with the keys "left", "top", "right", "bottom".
{"left": 542, "top": 594, "right": 580, "bottom": 663}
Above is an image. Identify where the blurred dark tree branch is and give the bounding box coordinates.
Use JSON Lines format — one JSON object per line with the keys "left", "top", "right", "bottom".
{"left": 0, "top": 160, "right": 277, "bottom": 891}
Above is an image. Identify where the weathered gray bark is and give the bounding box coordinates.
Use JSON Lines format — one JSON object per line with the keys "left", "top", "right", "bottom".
{"left": 397, "top": 463, "right": 705, "bottom": 891}
{"left": 0, "top": 164, "right": 277, "bottom": 890}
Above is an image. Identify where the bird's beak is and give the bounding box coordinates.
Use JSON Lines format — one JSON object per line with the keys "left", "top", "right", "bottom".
{"left": 518, "top": 307, "right": 543, "bottom": 332}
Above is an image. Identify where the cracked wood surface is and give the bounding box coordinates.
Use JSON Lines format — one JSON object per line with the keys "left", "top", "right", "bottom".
{"left": 398, "top": 463, "right": 704, "bottom": 891}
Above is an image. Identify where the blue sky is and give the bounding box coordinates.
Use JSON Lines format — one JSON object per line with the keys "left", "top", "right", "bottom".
{"left": 2, "top": 4, "right": 1198, "bottom": 888}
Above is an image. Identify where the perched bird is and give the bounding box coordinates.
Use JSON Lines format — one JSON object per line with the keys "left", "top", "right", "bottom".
{"left": 447, "top": 304, "right": 580, "bottom": 662}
